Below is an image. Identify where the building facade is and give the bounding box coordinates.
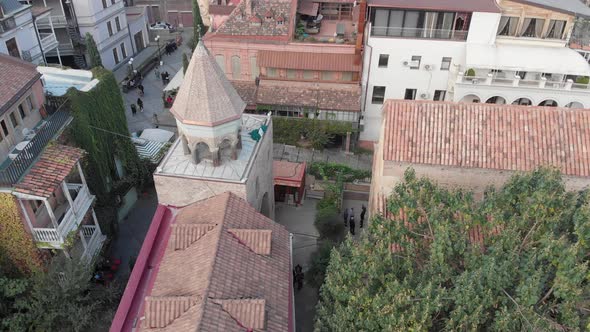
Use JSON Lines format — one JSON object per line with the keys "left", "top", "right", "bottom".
{"left": 360, "top": 0, "right": 590, "bottom": 145}
{"left": 369, "top": 100, "right": 590, "bottom": 217}
{"left": 154, "top": 41, "right": 275, "bottom": 219}
{"left": 0, "top": 0, "right": 59, "bottom": 65}
{"left": 0, "top": 54, "right": 104, "bottom": 262}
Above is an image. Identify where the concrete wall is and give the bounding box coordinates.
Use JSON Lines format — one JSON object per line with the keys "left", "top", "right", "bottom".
{"left": 0, "top": 9, "right": 43, "bottom": 64}
{"left": 466, "top": 12, "right": 500, "bottom": 45}
{"left": 244, "top": 119, "right": 275, "bottom": 219}
{"left": 360, "top": 32, "right": 466, "bottom": 142}
{"left": 127, "top": 12, "right": 149, "bottom": 53}
{"left": 154, "top": 174, "right": 247, "bottom": 206}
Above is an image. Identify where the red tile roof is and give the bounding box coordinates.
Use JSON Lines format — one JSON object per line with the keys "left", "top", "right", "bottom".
{"left": 274, "top": 160, "right": 305, "bottom": 187}
{"left": 258, "top": 51, "right": 360, "bottom": 72}
{"left": 14, "top": 144, "right": 85, "bottom": 198}
{"left": 381, "top": 100, "right": 590, "bottom": 177}
{"left": 0, "top": 53, "right": 41, "bottom": 116}
{"left": 113, "top": 192, "right": 292, "bottom": 332}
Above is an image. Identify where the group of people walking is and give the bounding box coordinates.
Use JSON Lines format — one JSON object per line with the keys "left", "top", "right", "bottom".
{"left": 130, "top": 97, "right": 144, "bottom": 116}
{"left": 343, "top": 204, "right": 367, "bottom": 236}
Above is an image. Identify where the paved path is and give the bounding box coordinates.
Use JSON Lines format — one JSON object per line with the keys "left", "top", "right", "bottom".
{"left": 273, "top": 144, "right": 372, "bottom": 170}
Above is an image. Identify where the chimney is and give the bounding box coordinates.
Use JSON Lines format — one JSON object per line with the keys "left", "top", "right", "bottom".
{"left": 246, "top": 0, "right": 253, "bottom": 16}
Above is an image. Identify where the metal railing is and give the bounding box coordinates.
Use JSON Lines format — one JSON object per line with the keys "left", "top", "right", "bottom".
{"left": 0, "top": 110, "right": 72, "bottom": 187}
{"left": 40, "top": 33, "right": 58, "bottom": 50}
{"left": 458, "top": 74, "right": 589, "bottom": 91}
{"left": 371, "top": 26, "right": 468, "bottom": 40}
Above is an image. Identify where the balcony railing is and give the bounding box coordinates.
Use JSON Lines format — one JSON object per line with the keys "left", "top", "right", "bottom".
{"left": 457, "top": 73, "right": 590, "bottom": 92}
{"left": 36, "top": 15, "right": 68, "bottom": 29}
{"left": 40, "top": 32, "right": 58, "bottom": 51}
{"left": 0, "top": 110, "right": 72, "bottom": 187}
{"left": 0, "top": 16, "right": 16, "bottom": 34}
{"left": 370, "top": 26, "right": 468, "bottom": 41}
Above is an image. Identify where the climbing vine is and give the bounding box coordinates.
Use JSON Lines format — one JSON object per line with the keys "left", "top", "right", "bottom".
{"left": 0, "top": 194, "right": 43, "bottom": 277}
{"left": 66, "top": 67, "right": 150, "bottom": 202}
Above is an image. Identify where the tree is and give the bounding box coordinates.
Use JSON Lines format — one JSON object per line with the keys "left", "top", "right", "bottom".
{"left": 182, "top": 53, "right": 189, "bottom": 74}
{"left": 85, "top": 33, "right": 102, "bottom": 68}
{"left": 315, "top": 167, "right": 590, "bottom": 331}
{"left": 191, "top": 0, "right": 206, "bottom": 49}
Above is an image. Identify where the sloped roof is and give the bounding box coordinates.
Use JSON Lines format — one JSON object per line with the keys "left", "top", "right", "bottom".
{"left": 14, "top": 144, "right": 84, "bottom": 198}
{"left": 125, "top": 192, "right": 291, "bottom": 331}
{"left": 381, "top": 100, "right": 590, "bottom": 177}
{"left": 258, "top": 51, "right": 360, "bottom": 72}
{"left": 0, "top": 54, "right": 41, "bottom": 116}
{"left": 215, "top": 0, "right": 293, "bottom": 37}
{"left": 170, "top": 42, "right": 245, "bottom": 127}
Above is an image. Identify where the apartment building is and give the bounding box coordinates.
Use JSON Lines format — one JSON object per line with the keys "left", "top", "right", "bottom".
{"left": 25, "top": 0, "right": 133, "bottom": 69}
{"left": 0, "top": 54, "right": 105, "bottom": 262}
{"left": 360, "top": 0, "right": 590, "bottom": 146}
{"left": 132, "top": 0, "right": 210, "bottom": 26}
{"left": 0, "top": 0, "right": 59, "bottom": 65}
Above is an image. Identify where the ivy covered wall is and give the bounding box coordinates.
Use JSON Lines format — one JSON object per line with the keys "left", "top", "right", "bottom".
{"left": 0, "top": 194, "right": 42, "bottom": 276}
{"left": 66, "top": 68, "right": 149, "bottom": 202}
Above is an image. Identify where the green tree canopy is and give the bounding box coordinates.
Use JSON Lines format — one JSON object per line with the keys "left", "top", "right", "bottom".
{"left": 191, "top": 0, "right": 206, "bottom": 49}
{"left": 85, "top": 33, "right": 102, "bottom": 68}
{"left": 315, "top": 167, "right": 590, "bottom": 331}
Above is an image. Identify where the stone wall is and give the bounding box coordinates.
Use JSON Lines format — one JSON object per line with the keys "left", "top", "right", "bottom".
{"left": 154, "top": 174, "right": 247, "bottom": 207}
{"left": 245, "top": 118, "right": 275, "bottom": 219}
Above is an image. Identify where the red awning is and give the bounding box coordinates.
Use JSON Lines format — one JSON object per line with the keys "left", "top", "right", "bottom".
{"left": 298, "top": 1, "right": 319, "bottom": 16}
{"left": 274, "top": 161, "right": 306, "bottom": 188}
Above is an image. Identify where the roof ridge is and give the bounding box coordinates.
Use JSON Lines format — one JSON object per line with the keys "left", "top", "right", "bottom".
{"left": 211, "top": 298, "right": 266, "bottom": 330}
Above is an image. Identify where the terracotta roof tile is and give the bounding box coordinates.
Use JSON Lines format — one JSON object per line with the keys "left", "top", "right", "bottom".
{"left": 231, "top": 81, "right": 258, "bottom": 106}
{"left": 215, "top": 0, "right": 293, "bottom": 37}
{"left": 144, "top": 296, "right": 201, "bottom": 328}
{"left": 138, "top": 192, "right": 291, "bottom": 331}
{"left": 381, "top": 100, "right": 590, "bottom": 177}
{"left": 171, "top": 224, "right": 217, "bottom": 250}
{"left": 257, "top": 80, "right": 361, "bottom": 112}
{"left": 0, "top": 54, "right": 41, "bottom": 116}
{"left": 258, "top": 51, "right": 360, "bottom": 72}
{"left": 14, "top": 144, "right": 85, "bottom": 198}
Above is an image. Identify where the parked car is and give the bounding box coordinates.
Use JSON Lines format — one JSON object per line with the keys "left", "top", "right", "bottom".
{"left": 150, "top": 21, "right": 174, "bottom": 31}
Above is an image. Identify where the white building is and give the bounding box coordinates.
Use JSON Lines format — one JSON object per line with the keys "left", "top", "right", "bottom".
{"left": 0, "top": 0, "right": 58, "bottom": 65}
{"left": 360, "top": 0, "right": 590, "bottom": 145}
{"left": 25, "top": 0, "right": 133, "bottom": 70}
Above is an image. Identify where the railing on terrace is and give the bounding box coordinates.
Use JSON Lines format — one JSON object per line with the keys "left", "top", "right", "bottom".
{"left": 0, "top": 16, "right": 16, "bottom": 33}
{"left": 40, "top": 33, "right": 58, "bottom": 50}
{"left": 458, "top": 74, "right": 589, "bottom": 91}
{"left": 0, "top": 110, "right": 72, "bottom": 187}
{"left": 370, "top": 26, "right": 468, "bottom": 40}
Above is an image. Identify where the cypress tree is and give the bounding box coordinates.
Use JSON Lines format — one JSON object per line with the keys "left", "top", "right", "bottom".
{"left": 182, "top": 53, "right": 189, "bottom": 74}
{"left": 192, "top": 0, "right": 206, "bottom": 49}
{"left": 85, "top": 33, "right": 102, "bottom": 68}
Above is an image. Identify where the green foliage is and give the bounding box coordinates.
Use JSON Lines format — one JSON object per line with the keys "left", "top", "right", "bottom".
{"left": 465, "top": 68, "right": 476, "bottom": 77}
{"left": 307, "top": 241, "right": 337, "bottom": 289}
{"left": 192, "top": 0, "right": 206, "bottom": 48}
{"left": 315, "top": 167, "right": 590, "bottom": 331}
{"left": 0, "top": 193, "right": 43, "bottom": 277}
{"left": 315, "top": 205, "right": 345, "bottom": 242}
{"left": 576, "top": 76, "right": 590, "bottom": 84}
{"left": 85, "top": 33, "right": 102, "bottom": 68}
{"left": 272, "top": 116, "right": 355, "bottom": 150}
{"left": 66, "top": 67, "right": 149, "bottom": 202}
{"left": 1, "top": 257, "right": 123, "bottom": 331}
{"left": 309, "top": 162, "right": 371, "bottom": 182}
{"left": 182, "top": 53, "right": 189, "bottom": 74}
{"left": 295, "top": 21, "right": 306, "bottom": 40}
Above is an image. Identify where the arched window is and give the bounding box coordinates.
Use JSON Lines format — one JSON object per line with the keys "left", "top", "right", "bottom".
{"left": 215, "top": 55, "right": 225, "bottom": 73}
{"left": 231, "top": 55, "right": 241, "bottom": 80}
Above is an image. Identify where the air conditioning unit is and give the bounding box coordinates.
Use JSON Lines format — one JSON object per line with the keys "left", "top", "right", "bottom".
{"left": 424, "top": 64, "right": 434, "bottom": 71}
{"left": 420, "top": 92, "right": 430, "bottom": 99}
{"left": 402, "top": 60, "right": 410, "bottom": 66}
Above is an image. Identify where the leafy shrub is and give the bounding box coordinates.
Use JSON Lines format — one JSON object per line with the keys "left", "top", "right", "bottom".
{"left": 307, "top": 240, "right": 336, "bottom": 289}
{"left": 314, "top": 205, "right": 345, "bottom": 242}
{"left": 465, "top": 68, "right": 476, "bottom": 77}
{"left": 271, "top": 116, "right": 355, "bottom": 150}
{"left": 575, "top": 75, "right": 589, "bottom": 84}
{"left": 309, "top": 162, "right": 371, "bottom": 182}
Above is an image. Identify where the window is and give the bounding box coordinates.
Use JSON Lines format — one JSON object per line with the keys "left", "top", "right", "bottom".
{"left": 287, "top": 69, "right": 297, "bottom": 79}
{"left": 440, "top": 57, "right": 452, "bottom": 71}
{"left": 249, "top": 56, "right": 259, "bottom": 78}
{"left": 520, "top": 18, "right": 545, "bottom": 38}
{"left": 404, "top": 88, "right": 417, "bottom": 100}
{"left": 1, "top": 120, "right": 8, "bottom": 136}
{"left": 341, "top": 72, "right": 353, "bottom": 81}
{"left": 25, "top": 96, "right": 33, "bottom": 111}
{"left": 410, "top": 56, "right": 421, "bottom": 70}
{"left": 434, "top": 90, "right": 446, "bottom": 101}
{"left": 120, "top": 43, "right": 127, "bottom": 58}
{"left": 112, "top": 48, "right": 119, "bottom": 64}
{"left": 497, "top": 16, "right": 519, "bottom": 36}
{"left": 115, "top": 17, "right": 121, "bottom": 31}
{"left": 319, "top": 3, "right": 353, "bottom": 20}
{"left": 18, "top": 104, "right": 26, "bottom": 119}
{"left": 9, "top": 112, "right": 18, "bottom": 128}
{"left": 378, "top": 54, "right": 389, "bottom": 68}
{"left": 371, "top": 9, "right": 464, "bottom": 38}
{"left": 5, "top": 38, "right": 19, "bottom": 58}
{"left": 102, "top": 0, "right": 107, "bottom": 9}
{"left": 107, "top": 21, "right": 113, "bottom": 37}
{"left": 231, "top": 55, "right": 241, "bottom": 80}
{"left": 267, "top": 68, "right": 278, "bottom": 77}
{"left": 372, "top": 86, "right": 386, "bottom": 104}
{"left": 546, "top": 20, "right": 566, "bottom": 39}
{"left": 321, "top": 71, "right": 334, "bottom": 80}
{"left": 215, "top": 55, "right": 225, "bottom": 73}
{"left": 303, "top": 70, "right": 314, "bottom": 80}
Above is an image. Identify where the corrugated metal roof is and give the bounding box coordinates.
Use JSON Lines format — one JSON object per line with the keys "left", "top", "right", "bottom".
{"left": 258, "top": 50, "right": 360, "bottom": 72}
{"left": 381, "top": 100, "right": 590, "bottom": 177}
{"left": 366, "top": 0, "right": 500, "bottom": 12}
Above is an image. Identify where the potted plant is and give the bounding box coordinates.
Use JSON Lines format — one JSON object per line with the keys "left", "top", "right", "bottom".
{"left": 465, "top": 68, "right": 476, "bottom": 77}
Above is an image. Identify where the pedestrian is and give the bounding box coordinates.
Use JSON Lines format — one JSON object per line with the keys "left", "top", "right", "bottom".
{"left": 154, "top": 66, "right": 160, "bottom": 79}
{"left": 130, "top": 104, "right": 137, "bottom": 116}
{"left": 137, "top": 98, "right": 144, "bottom": 112}
{"left": 161, "top": 71, "right": 166, "bottom": 84}
{"left": 360, "top": 204, "right": 366, "bottom": 228}
{"left": 294, "top": 264, "right": 304, "bottom": 291}
{"left": 349, "top": 215, "right": 356, "bottom": 235}
{"left": 164, "top": 71, "right": 170, "bottom": 84}
{"left": 152, "top": 113, "right": 159, "bottom": 128}
{"left": 343, "top": 208, "right": 349, "bottom": 226}
{"left": 137, "top": 84, "right": 144, "bottom": 96}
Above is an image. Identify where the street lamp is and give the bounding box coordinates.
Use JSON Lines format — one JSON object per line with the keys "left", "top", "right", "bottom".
{"left": 128, "top": 57, "right": 134, "bottom": 71}
{"left": 155, "top": 35, "right": 161, "bottom": 63}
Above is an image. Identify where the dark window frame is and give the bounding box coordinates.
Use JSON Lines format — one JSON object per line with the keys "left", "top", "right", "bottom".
{"left": 378, "top": 54, "right": 389, "bottom": 68}
{"left": 372, "top": 86, "right": 386, "bottom": 104}
{"left": 440, "top": 57, "right": 452, "bottom": 71}
{"left": 404, "top": 88, "right": 417, "bottom": 100}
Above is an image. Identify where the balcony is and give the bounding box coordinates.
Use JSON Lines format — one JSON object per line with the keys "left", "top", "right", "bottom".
{"left": 0, "top": 16, "right": 16, "bottom": 34}
{"left": 70, "top": 224, "right": 106, "bottom": 263}
{"left": 40, "top": 32, "right": 59, "bottom": 52}
{"left": 36, "top": 15, "right": 68, "bottom": 29}
{"left": 370, "top": 26, "right": 467, "bottom": 41}
{"left": 0, "top": 110, "right": 71, "bottom": 187}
